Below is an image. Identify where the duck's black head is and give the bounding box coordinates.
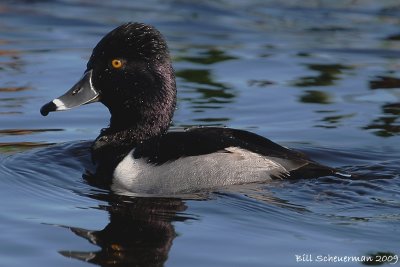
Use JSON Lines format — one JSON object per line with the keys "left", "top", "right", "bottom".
{"left": 41, "top": 22, "right": 176, "bottom": 142}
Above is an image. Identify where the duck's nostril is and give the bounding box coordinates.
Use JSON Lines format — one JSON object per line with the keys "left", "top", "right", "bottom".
{"left": 72, "top": 87, "right": 82, "bottom": 95}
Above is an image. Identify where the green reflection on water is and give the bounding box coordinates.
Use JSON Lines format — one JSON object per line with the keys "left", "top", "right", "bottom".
{"left": 178, "top": 48, "right": 237, "bottom": 65}
{"left": 315, "top": 113, "right": 356, "bottom": 128}
{"left": 176, "top": 68, "right": 235, "bottom": 124}
{"left": 177, "top": 69, "right": 228, "bottom": 90}
{"left": 364, "top": 103, "right": 400, "bottom": 137}
{"left": 0, "top": 128, "right": 63, "bottom": 136}
{"left": 369, "top": 76, "right": 400, "bottom": 89}
{"left": 0, "top": 142, "right": 54, "bottom": 154}
{"left": 176, "top": 69, "right": 235, "bottom": 106}
{"left": 294, "top": 63, "right": 352, "bottom": 87}
{"left": 299, "top": 90, "right": 331, "bottom": 104}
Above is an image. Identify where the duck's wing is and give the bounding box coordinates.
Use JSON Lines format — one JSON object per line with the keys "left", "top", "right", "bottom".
{"left": 134, "top": 127, "right": 336, "bottom": 179}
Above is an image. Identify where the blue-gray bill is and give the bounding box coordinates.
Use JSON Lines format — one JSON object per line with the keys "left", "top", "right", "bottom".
{"left": 40, "top": 70, "right": 99, "bottom": 116}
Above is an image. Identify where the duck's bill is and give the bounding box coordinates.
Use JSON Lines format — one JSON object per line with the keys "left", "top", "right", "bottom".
{"left": 40, "top": 70, "right": 100, "bottom": 116}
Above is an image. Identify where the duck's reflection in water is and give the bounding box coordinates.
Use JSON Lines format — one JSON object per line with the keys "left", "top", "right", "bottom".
{"left": 59, "top": 194, "right": 190, "bottom": 267}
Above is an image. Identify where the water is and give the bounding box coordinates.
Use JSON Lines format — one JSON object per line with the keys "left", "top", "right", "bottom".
{"left": 1, "top": 0, "right": 399, "bottom": 266}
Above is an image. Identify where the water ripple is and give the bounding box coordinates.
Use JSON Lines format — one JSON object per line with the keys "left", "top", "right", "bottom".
{"left": 0, "top": 141, "right": 99, "bottom": 203}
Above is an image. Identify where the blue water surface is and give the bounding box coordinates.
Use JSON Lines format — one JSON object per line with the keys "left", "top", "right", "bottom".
{"left": 0, "top": 1, "right": 399, "bottom": 266}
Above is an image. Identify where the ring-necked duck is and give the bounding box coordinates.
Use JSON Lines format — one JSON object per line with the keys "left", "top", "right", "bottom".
{"left": 41, "top": 22, "right": 342, "bottom": 195}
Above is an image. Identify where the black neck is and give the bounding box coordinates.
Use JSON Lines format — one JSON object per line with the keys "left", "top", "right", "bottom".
{"left": 107, "top": 103, "right": 174, "bottom": 141}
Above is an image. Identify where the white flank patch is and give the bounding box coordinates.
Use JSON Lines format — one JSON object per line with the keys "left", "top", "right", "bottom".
{"left": 112, "top": 147, "right": 289, "bottom": 195}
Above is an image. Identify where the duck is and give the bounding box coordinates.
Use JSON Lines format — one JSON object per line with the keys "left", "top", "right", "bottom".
{"left": 40, "top": 22, "right": 341, "bottom": 195}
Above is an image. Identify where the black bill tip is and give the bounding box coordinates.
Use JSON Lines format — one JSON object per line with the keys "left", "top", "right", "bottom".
{"left": 40, "top": 101, "right": 57, "bottom": 116}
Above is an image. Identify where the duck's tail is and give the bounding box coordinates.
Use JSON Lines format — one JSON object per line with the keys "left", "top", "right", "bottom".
{"left": 288, "top": 161, "right": 354, "bottom": 180}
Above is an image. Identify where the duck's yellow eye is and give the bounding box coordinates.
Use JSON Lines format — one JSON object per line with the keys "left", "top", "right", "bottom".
{"left": 111, "top": 59, "right": 123, "bottom": 69}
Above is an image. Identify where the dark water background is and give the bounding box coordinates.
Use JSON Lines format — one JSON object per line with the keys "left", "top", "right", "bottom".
{"left": 1, "top": 0, "right": 399, "bottom": 266}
